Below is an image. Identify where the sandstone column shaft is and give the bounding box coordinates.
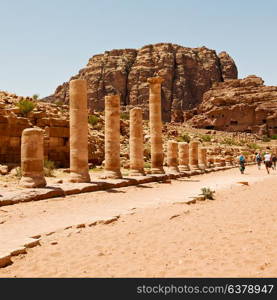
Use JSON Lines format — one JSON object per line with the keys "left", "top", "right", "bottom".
{"left": 129, "top": 107, "right": 145, "bottom": 176}
{"left": 69, "top": 79, "right": 90, "bottom": 183}
{"left": 20, "top": 128, "right": 46, "bottom": 188}
{"left": 148, "top": 77, "right": 165, "bottom": 174}
{"left": 189, "top": 141, "right": 200, "bottom": 170}
{"left": 178, "top": 142, "right": 190, "bottom": 172}
{"left": 104, "top": 95, "right": 122, "bottom": 179}
{"left": 167, "top": 140, "right": 179, "bottom": 174}
{"left": 214, "top": 157, "right": 222, "bottom": 167}
{"left": 198, "top": 147, "right": 207, "bottom": 170}
{"left": 220, "top": 158, "right": 226, "bottom": 166}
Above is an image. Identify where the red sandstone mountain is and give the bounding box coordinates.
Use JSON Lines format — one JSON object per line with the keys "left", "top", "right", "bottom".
{"left": 185, "top": 75, "right": 277, "bottom": 136}
{"left": 44, "top": 43, "right": 238, "bottom": 122}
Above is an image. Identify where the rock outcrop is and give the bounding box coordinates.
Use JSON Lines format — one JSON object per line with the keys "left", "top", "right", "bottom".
{"left": 185, "top": 76, "right": 277, "bottom": 136}
{"left": 45, "top": 43, "right": 237, "bottom": 122}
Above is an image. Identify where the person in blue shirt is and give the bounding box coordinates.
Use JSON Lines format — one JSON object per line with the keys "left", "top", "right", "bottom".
{"left": 238, "top": 153, "right": 246, "bottom": 174}
{"left": 255, "top": 152, "right": 262, "bottom": 170}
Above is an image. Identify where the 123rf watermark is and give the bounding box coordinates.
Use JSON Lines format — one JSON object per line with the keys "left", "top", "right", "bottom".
{"left": 137, "top": 284, "right": 274, "bottom": 296}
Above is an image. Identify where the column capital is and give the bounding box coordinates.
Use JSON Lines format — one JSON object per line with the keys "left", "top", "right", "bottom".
{"left": 147, "top": 77, "right": 164, "bottom": 84}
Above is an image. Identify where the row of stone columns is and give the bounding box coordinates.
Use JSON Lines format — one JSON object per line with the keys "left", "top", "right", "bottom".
{"left": 166, "top": 140, "right": 208, "bottom": 174}
{"left": 18, "top": 77, "right": 220, "bottom": 188}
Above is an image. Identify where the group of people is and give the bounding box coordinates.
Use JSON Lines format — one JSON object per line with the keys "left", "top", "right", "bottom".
{"left": 237, "top": 150, "right": 277, "bottom": 174}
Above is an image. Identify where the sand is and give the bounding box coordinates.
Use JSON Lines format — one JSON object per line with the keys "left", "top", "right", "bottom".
{"left": 0, "top": 165, "right": 277, "bottom": 277}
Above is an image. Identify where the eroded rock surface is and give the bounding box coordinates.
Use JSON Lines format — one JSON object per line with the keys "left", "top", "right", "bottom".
{"left": 45, "top": 43, "right": 237, "bottom": 122}
{"left": 186, "top": 76, "right": 277, "bottom": 136}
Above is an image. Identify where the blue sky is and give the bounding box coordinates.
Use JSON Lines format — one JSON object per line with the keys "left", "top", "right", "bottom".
{"left": 0, "top": 0, "right": 276, "bottom": 97}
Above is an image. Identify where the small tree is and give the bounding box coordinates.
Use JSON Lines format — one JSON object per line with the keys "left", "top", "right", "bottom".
{"left": 44, "top": 160, "right": 55, "bottom": 177}
{"left": 120, "top": 112, "right": 129, "bottom": 120}
{"left": 32, "top": 94, "right": 40, "bottom": 100}
{"left": 177, "top": 133, "right": 191, "bottom": 143}
{"left": 88, "top": 115, "right": 100, "bottom": 127}
{"left": 200, "top": 187, "right": 215, "bottom": 200}
{"left": 16, "top": 99, "right": 36, "bottom": 117}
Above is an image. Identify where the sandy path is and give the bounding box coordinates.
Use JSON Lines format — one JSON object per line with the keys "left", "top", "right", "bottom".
{"left": 0, "top": 166, "right": 271, "bottom": 252}
{"left": 0, "top": 165, "right": 277, "bottom": 277}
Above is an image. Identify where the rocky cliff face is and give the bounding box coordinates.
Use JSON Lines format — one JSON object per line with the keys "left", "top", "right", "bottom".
{"left": 185, "top": 76, "right": 277, "bottom": 136}
{"left": 45, "top": 43, "right": 237, "bottom": 122}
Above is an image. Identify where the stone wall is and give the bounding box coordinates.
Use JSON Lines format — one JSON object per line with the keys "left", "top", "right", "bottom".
{"left": 0, "top": 92, "right": 104, "bottom": 167}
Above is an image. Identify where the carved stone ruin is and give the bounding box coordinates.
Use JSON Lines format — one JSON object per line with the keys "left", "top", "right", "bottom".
{"left": 19, "top": 128, "right": 46, "bottom": 188}
{"left": 104, "top": 94, "right": 122, "bottom": 179}
{"left": 189, "top": 140, "right": 200, "bottom": 170}
{"left": 178, "top": 142, "right": 190, "bottom": 172}
{"left": 68, "top": 79, "right": 90, "bottom": 183}
{"left": 129, "top": 107, "right": 145, "bottom": 176}
{"left": 148, "top": 77, "right": 165, "bottom": 174}
{"left": 167, "top": 140, "right": 179, "bottom": 174}
{"left": 198, "top": 147, "right": 207, "bottom": 170}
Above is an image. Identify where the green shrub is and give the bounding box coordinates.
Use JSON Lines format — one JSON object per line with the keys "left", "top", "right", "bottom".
{"left": 44, "top": 160, "right": 55, "bottom": 177}
{"left": 89, "top": 166, "right": 103, "bottom": 172}
{"left": 200, "top": 187, "right": 215, "bottom": 200}
{"left": 88, "top": 115, "right": 100, "bottom": 127}
{"left": 177, "top": 133, "right": 191, "bottom": 143}
{"left": 262, "top": 136, "right": 271, "bottom": 142}
{"left": 120, "top": 112, "right": 129, "bottom": 120}
{"left": 14, "top": 167, "right": 22, "bottom": 178}
{"left": 221, "top": 137, "right": 241, "bottom": 146}
{"left": 247, "top": 143, "right": 259, "bottom": 150}
{"left": 144, "top": 162, "right": 151, "bottom": 169}
{"left": 144, "top": 144, "right": 151, "bottom": 160}
{"left": 55, "top": 100, "right": 64, "bottom": 106}
{"left": 270, "top": 135, "right": 277, "bottom": 140}
{"left": 16, "top": 99, "right": 36, "bottom": 116}
{"left": 200, "top": 134, "right": 212, "bottom": 142}
{"left": 32, "top": 94, "right": 40, "bottom": 100}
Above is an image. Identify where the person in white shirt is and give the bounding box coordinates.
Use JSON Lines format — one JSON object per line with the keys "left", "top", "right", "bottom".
{"left": 264, "top": 152, "right": 272, "bottom": 174}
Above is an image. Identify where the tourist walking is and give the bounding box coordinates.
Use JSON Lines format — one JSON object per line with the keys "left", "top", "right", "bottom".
{"left": 238, "top": 153, "right": 246, "bottom": 174}
{"left": 264, "top": 151, "right": 272, "bottom": 174}
{"left": 255, "top": 152, "right": 262, "bottom": 170}
{"left": 271, "top": 153, "right": 277, "bottom": 170}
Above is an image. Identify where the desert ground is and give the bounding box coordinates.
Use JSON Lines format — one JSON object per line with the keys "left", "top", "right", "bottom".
{"left": 0, "top": 164, "right": 277, "bottom": 278}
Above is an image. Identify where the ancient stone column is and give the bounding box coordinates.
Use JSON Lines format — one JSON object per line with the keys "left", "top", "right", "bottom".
{"left": 129, "top": 107, "right": 145, "bottom": 176}
{"left": 208, "top": 157, "right": 214, "bottom": 168}
{"left": 189, "top": 140, "right": 200, "bottom": 170}
{"left": 104, "top": 94, "right": 122, "bottom": 179}
{"left": 178, "top": 142, "right": 190, "bottom": 172}
{"left": 225, "top": 155, "right": 233, "bottom": 166}
{"left": 214, "top": 157, "right": 222, "bottom": 167}
{"left": 20, "top": 128, "right": 46, "bottom": 188}
{"left": 167, "top": 140, "right": 179, "bottom": 174}
{"left": 198, "top": 147, "right": 207, "bottom": 170}
{"left": 148, "top": 77, "right": 165, "bottom": 174}
{"left": 69, "top": 79, "right": 90, "bottom": 183}
{"left": 220, "top": 158, "right": 226, "bottom": 166}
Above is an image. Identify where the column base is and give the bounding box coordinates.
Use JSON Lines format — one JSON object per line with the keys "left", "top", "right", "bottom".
{"left": 198, "top": 164, "right": 207, "bottom": 170}
{"left": 150, "top": 167, "right": 165, "bottom": 174}
{"left": 178, "top": 165, "right": 190, "bottom": 172}
{"left": 167, "top": 167, "right": 179, "bottom": 174}
{"left": 68, "top": 172, "right": 91, "bottom": 183}
{"left": 189, "top": 164, "right": 201, "bottom": 171}
{"left": 102, "top": 170, "right": 122, "bottom": 179}
{"left": 19, "top": 176, "right": 47, "bottom": 188}
{"left": 128, "top": 169, "right": 145, "bottom": 177}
